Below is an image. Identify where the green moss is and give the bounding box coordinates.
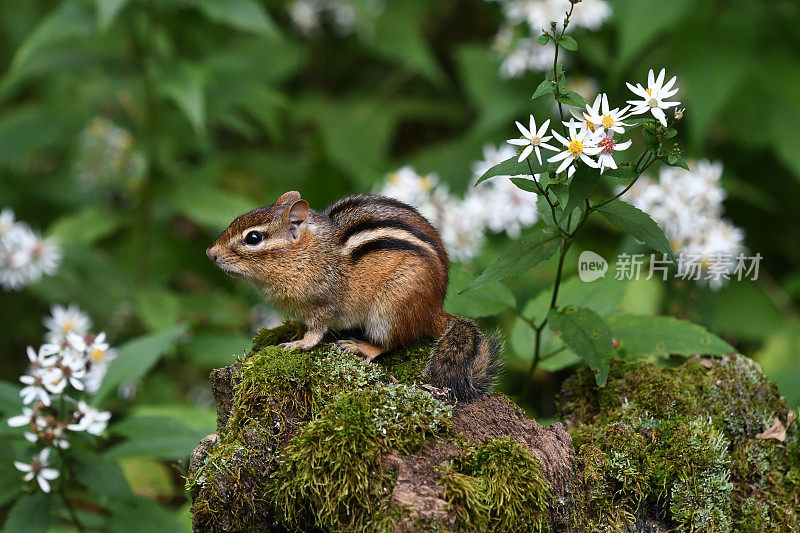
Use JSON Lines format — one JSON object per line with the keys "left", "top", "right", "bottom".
{"left": 376, "top": 342, "right": 431, "bottom": 384}
{"left": 560, "top": 355, "right": 800, "bottom": 532}
{"left": 191, "top": 323, "right": 452, "bottom": 532}
{"left": 266, "top": 383, "right": 451, "bottom": 532}
{"left": 188, "top": 441, "right": 267, "bottom": 531}
{"left": 249, "top": 320, "right": 302, "bottom": 353}
{"left": 443, "top": 436, "right": 551, "bottom": 532}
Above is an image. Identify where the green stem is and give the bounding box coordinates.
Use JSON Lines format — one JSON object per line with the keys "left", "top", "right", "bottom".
{"left": 129, "top": 5, "right": 161, "bottom": 286}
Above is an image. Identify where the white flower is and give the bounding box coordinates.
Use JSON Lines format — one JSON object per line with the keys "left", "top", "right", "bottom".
{"left": 548, "top": 121, "right": 601, "bottom": 175}
{"left": 14, "top": 448, "right": 59, "bottom": 493}
{"left": 0, "top": 208, "right": 15, "bottom": 234}
{"left": 507, "top": 116, "right": 557, "bottom": 164}
{"left": 471, "top": 143, "right": 519, "bottom": 179}
{"left": 67, "top": 401, "right": 111, "bottom": 436}
{"left": 491, "top": 0, "right": 612, "bottom": 77}
{"left": 20, "top": 373, "right": 51, "bottom": 406}
{"left": 595, "top": 133, "right": 633, "bottom": 174}
{"left": 583, "top": 94, "right": 630, "bottom": 135}
{"left": 379, "top": 166, "right": 439, "bottom": 209}
{"left": 26, "top": 345, "right": 59, "bottom": 371}
{"left": 8, "top": 407, "right": 36, "bottom": 429}
{"left": 626, "top": 68, "right": 680, "bottom": 127}
{"left": 622, "top": 160, "right": 744, "bottom": 289}
{"left": 0, "top": 215, "right": 61, "bottom": 291}
{"left": 44, "top": 353, "right": 87, "bottom": 394}
{"left": 43, "top": 304, "right": 92, "bottom": 345}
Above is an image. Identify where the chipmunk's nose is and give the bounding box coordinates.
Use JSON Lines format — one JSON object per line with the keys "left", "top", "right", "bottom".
{"left": 206, "top": 247, "right": 219, "bottom": 262}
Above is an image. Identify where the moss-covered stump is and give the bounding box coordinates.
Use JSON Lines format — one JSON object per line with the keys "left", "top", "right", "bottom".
{"left": 187, "top": 323, "right": 572, "bottom": 532}
{"left": 559, "top": 355, "right": 800, "bottom": 532}
{"left": 188, "top": 323, "right": 798, "bottom": 532}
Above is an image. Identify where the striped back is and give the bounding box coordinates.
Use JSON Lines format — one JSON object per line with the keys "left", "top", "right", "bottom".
{"left": 325, "top": 195, "right": 449, "bottom": 270}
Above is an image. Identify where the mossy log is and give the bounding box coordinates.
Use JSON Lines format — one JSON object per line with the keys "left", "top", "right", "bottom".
{"left": 187, "top": 322, "right": 799, "bottom": 532}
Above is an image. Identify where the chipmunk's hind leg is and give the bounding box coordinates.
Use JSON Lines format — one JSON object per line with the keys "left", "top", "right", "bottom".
{"left": 336, "top": 339, "right": 385, "bottom": 362}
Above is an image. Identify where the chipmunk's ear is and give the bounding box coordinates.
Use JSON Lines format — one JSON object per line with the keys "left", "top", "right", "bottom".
{"left": 275, "top": 191, "right": 301, "bottom": 206}
{"left": 286, "top": 200, "right": 309, "bottom": 239}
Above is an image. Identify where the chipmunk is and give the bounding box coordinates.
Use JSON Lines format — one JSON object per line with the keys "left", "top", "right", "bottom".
{"left": 206, "top": 191, "right": 502, "bottom": 401}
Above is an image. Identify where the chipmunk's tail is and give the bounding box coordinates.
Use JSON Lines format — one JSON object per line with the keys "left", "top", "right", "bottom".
{"left": 426, "top": 313, "right": 503, "bottom": 402}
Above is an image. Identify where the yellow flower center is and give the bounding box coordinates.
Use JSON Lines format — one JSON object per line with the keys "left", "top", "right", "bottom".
{"left": 648, "top": 97, "right": 658, "bottom": 108}
{"left": 91, "top": 348, "right": 105, "bottom": 362}
{"left": 388, "top": 172, "right": 400, "bottom": 184}
{"left": 529, "top": 136, "right": 541, "bottom": 146}
{"left": 585, "top": 119, "right": 595, "bottom": 132}
{"left": 602, "top": 114, "right": 614, "bottom": 128}
{"left": 419, "top": 176, "right": 433, "bottom": 192}
{"left": 568, "top": 140, "right": 583, "bottom": 156}
{"left": 62, "top": 321, "right": 74, "bottom": 333}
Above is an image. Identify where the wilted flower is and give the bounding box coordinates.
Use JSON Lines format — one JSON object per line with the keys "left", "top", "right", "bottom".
{"left": 595, "top": 133, "right": 632, "bottom": 174}
{"left": 14, "top": 448, "right": 59, "bottom": 493}
{"left": 67, "top": 401, "right": 111, "bottom": 436}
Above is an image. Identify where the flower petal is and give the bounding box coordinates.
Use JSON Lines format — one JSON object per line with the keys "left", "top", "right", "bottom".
{"left": 556, "top": 157, "right": 573, "bottom": 174}
{"left": 518, "top": 145, "right": 534, "bottom": 162}
{"left": 507, "top": 138, "right": 529, "bottom": 146}
{"left": 515, "top": 121, "right": 532, "bottom": 139}
{"left": 548, "top": 150, "right": 571, "bottom": 163}
{"left": 651, "top": 107, "right": 667, "bottom": 127}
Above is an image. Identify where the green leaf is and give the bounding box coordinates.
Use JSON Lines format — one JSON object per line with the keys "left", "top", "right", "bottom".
{"left": 10, "top": 1, "right": 95, "bottom": 75}
{"left": 559, "top": 35, "right": 578, "bottom": 51}
{"left": 46, "top": 206, "right": 122, "bottom": 247}
{"left": 445, "top": 280, "right": 515, "bottom": 318}
{"left": 134, "top": 288, "right": 180, "bottom": 331}
{"left": 538, "top": 34, "right": 550, "bottom": 46}
{"left": 106, "top": 416, "right": 207, "bottom": 460}
{"left": 475, "top": 156, "right": 549, "bottom": 186}
{"left": 560, "top": 165, "right": 598, "bottom": 221}
{"left": 191, "top": 0, "right": 278, "bottom": 38}
{"left": 93, "top": 326, "right": 186, "bottom": 404}
{"left": 0, "top": 380, "right": 22, "bottom": 421}
{"left": 157, "top": 63, "right": 206, "bottom": 134}
{"left": 170, "top": 183, "right": 254, "bottom": 230}
{"left": 596, "top": 199, "right": 676, "bottom": 263}
{"left": 509, "top": 177, "right": 540, "bottom": 194}
{"left": 606, "top": 314, "right": 734, "bottom": 358}
{"left": 96, "top": 0, "right": 131, "bottom": 32}
{"left": 108, "top": 496, "right": 190, "bottom": 533}
{"left": 531, "top": 78, "right": 556, "bottom": 100}
{"left": 182, "top": 332, "right": 251, "bottom": 367}
{"left": 614, "top": 0, "right": 694, "bottom": 71}
{"left": 72, "top": 449, "right": 134, "bottom": 503}
{"left": 465, "top": 227, "right": 561, "bottom": 291}
{"left": 371, "top": 2, "right": 445, "bottom": 85}
{"left": 548, "top": 307, "right": 613, "bottom": 386}
{"left": 4, "top": 492, "right": 55, "bottom": 533}
{"left": 555, "top": 90, "right": 588, "bottom": 108}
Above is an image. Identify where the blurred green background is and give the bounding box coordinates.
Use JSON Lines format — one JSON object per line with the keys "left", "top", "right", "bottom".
{"left": 1, "top": 0, "right": 799, "bottom": 529}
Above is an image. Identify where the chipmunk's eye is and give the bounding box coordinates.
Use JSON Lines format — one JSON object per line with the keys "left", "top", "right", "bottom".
{"left": 243, "top": 231, "right": 263, "bottom": 245}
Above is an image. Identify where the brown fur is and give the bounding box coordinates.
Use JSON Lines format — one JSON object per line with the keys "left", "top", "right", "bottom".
{"left": 206, "top": 192, "right": 502, "bottom": 401}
